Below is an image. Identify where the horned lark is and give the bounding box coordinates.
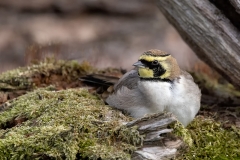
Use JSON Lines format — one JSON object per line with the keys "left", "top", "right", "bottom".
{"left": 105, "top": 49, "right": 201, "bottom": 126}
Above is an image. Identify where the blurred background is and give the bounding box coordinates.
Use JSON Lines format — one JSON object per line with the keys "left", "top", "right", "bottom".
{"left": 0, "top": 0, "right": 202, "bottom": 73}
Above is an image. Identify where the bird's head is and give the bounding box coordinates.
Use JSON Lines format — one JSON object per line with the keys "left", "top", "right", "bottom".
{"left": 133, "top": 49, "right": 181, "bottom": 81}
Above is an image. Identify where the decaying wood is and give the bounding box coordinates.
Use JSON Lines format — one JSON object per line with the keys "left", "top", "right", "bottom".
{"left": 156, "top": 0, "right": 240, "bottom": 88}
{"left": 127, "top": 113, "right": 184, "bottom": 160}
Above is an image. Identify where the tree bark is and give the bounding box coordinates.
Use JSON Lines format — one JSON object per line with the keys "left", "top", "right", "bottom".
{"left": 229, "top": 0, "right": 240, "bottom": 14}
{"left": 156, "top": 0, "right": 240, "bottom": 88}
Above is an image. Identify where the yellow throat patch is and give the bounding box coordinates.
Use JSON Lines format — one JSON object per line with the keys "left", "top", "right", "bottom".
{"left": 138, "top": 68, "right": 154, "bottom": 78}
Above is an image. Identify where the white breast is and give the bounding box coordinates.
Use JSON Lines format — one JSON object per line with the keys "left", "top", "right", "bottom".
{"left": 138, "top": 81, "right": 172, "bottom": 112}
{"left": 139, "top": 76, "right": 200, "bottom": 126}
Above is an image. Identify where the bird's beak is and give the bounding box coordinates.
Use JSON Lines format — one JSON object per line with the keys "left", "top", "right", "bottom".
{"left": 133, "top": 61, "right": 145, "bottom": 68}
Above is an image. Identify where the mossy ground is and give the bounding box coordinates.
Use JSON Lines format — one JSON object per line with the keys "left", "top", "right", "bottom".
{"left": 0, "top": 88, "right": 142, "bottom": 160}
{"left": 176, "top": 116, "right": 240, "bottom": 160}
{"left": 0, "top": 58, "right": 94, "bottom": 105}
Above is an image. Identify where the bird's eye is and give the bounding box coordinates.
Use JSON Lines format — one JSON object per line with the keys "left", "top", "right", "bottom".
{"left": 152, "top": 60, "right": 158, "bottom": 65}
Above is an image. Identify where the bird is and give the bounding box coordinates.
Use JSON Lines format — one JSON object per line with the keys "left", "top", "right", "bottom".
{"left": 82, "top": 49, "right": 201, "bottom": 126}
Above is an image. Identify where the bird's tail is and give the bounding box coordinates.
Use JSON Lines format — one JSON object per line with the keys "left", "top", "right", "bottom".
{"left": 79, "top": 74, "right": 120, "bottom": 101}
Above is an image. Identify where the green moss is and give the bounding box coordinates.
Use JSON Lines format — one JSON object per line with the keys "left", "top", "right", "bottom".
{"left": 0, "top": 88, "right": 142, "bottom": 159}
{"left": 0, "top": 59, "right": 94, "bottom": 91}
{"left": 172, "top": 121, "right": 193, "bottom": 147}
{"left": 177, "top": 116, "right": 240, "bottom": 160}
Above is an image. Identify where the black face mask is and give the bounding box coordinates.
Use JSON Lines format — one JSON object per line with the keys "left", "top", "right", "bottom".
{"left": 140, "top": 59, "right": 166, "bottom": 77}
